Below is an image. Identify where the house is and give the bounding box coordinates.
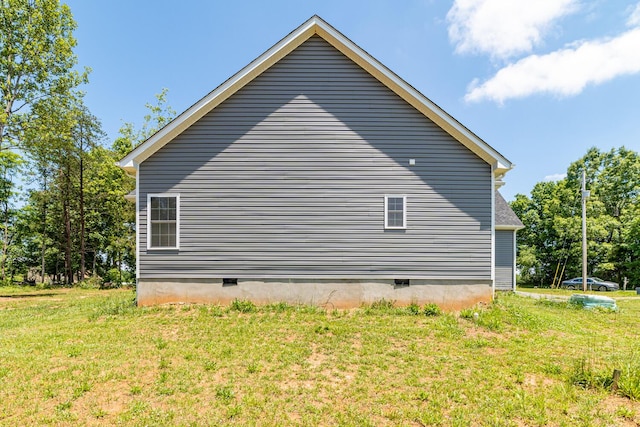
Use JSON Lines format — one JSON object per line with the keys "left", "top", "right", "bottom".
{"left": 118, "top": 16, "right": 523, "bottom": 309}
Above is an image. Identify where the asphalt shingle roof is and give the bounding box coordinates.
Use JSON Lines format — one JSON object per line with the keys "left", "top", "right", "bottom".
{"left": 495, "top": 191, "right": 524, "bottom": 229}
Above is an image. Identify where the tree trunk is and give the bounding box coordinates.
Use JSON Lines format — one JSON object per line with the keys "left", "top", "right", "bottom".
{"left": 79, "top": 154, "right": 85, "bottom": 281}
{"left": 63, "top": 198, "right": 72, "bottom": 285}
{"left": 1, "top": 199, "right": 8, "bottom": 282}
{"left": 41, "top": 173, "right": 48, "bottom": 283}
{"left": 63, "top": 165, "right": 73, "bottom": 286}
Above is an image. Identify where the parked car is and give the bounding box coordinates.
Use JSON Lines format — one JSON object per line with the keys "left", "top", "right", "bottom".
{"left": 560, "top": 277, "right": 619, "bottom": 291}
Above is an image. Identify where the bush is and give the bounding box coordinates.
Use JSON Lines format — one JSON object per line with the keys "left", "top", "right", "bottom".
{"left": 77, "top": 276, "right": 101, "bottom": 289}
{"left": 230, "top": 299, "right": 257, "bottom": 313}
{"left": 407, "top": 303, "right": 421, "bottom": 315}
{"left": 103, "top": 268, "right": 132, "bottom": 287}
{"left": 423, "top": 303, "right": 442, "bottom": 316}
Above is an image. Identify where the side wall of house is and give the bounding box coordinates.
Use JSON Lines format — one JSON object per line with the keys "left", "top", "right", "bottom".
{"left": 136, "top": 36, "right": 493, "bottom": 306}
{"left": 495, "top": 230, "right": 515, "bottom": 291}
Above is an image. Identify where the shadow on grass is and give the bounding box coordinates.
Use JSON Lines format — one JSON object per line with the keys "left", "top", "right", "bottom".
{"left": 0, "top": 293, "right": 58, "bottom": 299}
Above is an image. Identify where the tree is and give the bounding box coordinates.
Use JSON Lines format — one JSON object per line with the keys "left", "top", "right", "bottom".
{"left": 8, "top": 82, "right": 175, "bottom": 285}
{"left": 0, "top": 0, "right": 85, "bottom": 152}
{"left": 0, "top": 150, "right": 22, "bottom": 281}
{"left": 113, "top": 88, "right": 176, "bottom": 153}
{"left": 1, "top": 0, "right": 86, "bottom": 284}
{"left": 21, "top": 91, "right": 103, "bottom": 284}
{"left": 513, "top": 146, "right": 640, "bottom": 287}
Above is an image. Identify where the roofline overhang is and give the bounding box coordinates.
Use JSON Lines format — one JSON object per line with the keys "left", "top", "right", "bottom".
{"left": 495, "top": 224, "right": 525, "bottom": 231}
{"left": 117, "top": 15, "right": 513, "bottom": 177}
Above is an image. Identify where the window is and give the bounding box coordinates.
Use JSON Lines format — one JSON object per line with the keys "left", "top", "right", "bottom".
{"left": 147, "top": 194, "right": 180, "bottom": 249}
{"left": 385, "top": 195, "right": 406, "bottom": 229}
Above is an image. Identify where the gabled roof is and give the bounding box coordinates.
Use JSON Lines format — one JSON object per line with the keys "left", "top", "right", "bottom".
{"left": 117, "top": 15, "right": 512, "bottom": 176}
{"left": 495, "top": 191, "right": 524, "bottom": 230}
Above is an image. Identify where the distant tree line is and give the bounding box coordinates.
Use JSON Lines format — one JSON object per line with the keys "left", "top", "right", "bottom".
{"left": 0, "top": 0, "right": 174, "bottom": 286}
{"left": 512, "top": 147, "right": 640, "bottom": 288}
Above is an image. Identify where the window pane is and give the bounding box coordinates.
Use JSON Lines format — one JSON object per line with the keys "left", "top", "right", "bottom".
{"left": 151, "top": 223, "right": 161, "bottom": 247}
{"left": 167, "top": 206, "right": 176, "bottom": 221}
{"left": 167, "top": 224, "right": 176, "bottom": 247}
{"left": 388, "top": 212, "right": 402, "bottom": 227}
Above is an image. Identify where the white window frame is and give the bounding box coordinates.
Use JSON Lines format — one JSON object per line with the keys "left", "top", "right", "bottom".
{"left": 147, "top": 193, "right": 180, "bottom": 250}
{"left": 384, "top": 195, "right": 407, "bottom": 229}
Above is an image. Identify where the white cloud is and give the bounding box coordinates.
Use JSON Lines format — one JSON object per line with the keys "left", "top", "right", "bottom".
{"left": 543, "top": 173, "right": 567, "bottom": 182}
{"left": 628, "top": 2, "right": 640, "bottom": 26}
{"left": 465, "top": 27, "right": 640, "bottom": 103}
{"left": 447, "top": 0, "right": 579, "bottom": 59}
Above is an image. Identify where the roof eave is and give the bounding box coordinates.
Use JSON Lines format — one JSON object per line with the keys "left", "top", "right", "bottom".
{"left": 116, "top": 160, "right": 138, "bottom": 176}
{"left": 496, "top": 224, "right": 525, "bottom": 231}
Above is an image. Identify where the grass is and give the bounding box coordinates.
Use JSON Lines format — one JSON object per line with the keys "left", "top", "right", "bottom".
{"left": 1, "top": 287, "right": 639, "bottom": 426}
{"left": 517, "top": 285, "right": 639, "bottom": 297}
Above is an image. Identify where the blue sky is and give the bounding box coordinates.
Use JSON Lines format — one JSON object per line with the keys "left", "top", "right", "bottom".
{"left": 64, "top": 0, "right": 640, "bottom": 201}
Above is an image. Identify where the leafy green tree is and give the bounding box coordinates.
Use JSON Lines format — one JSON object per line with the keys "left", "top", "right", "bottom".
{"left": 83, "top": 146, "right": 135, "bottom": 283}
{"left": 0, "top": 150, "right": 22, "bottom": 281}
{"left": 513, "top": 146, "right": 640, "bottom": 288}
{"left": 20, "top": 91, "right": 103, "bottom": 284}
{"left": 1, "top": 0, "right": 87, "bottom": 284}
{"left": 0, "top": 0, "right": 85, "bottom": 151}
{"left": 113, "top": 88, "right": 176, "bottom": 154}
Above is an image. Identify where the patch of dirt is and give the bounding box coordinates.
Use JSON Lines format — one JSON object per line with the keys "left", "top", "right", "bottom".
{"left": 598, "top": 395, "right": 640, "bottom": 426}
{"left": 72, "top": 380, "right": 132, "bottom": 426}
{"left": 522, "top": 373, "right": 557, "bottom": 389}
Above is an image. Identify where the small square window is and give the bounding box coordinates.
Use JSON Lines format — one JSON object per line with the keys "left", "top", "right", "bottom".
{"left": 385, "top": 195, "right": 406, "bottom": 229}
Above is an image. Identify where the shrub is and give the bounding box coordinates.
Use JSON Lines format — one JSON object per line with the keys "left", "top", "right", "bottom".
{"left": 103, "top": 268, "right": 133, "bottom": 287}
{"left": 78, "top": 276, "right": 101, "bottom": 289}
{"left": 229, "top": 299, "right": 257, "bottom": 313}
{"left": 423, "top": 303, "right": 442, "bottom": 316}
{"left": 407, "top": 303, "right": 421, "bottom": 315}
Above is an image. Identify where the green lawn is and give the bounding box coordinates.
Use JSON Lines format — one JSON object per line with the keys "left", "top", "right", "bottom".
{"left": 0, "top": 288, "right": 639, "bottom": 426}
{"left": 517, "top": 286, "right": 640, "bottom": 298}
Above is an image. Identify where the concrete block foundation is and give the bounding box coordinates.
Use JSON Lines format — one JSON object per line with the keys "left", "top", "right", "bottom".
{"left": 136, "top": 278, "right": 493, "bottom": 310}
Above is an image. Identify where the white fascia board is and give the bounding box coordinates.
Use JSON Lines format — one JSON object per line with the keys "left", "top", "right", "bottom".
{"left": 495, "top": 224, "right": 525, "bottom": 231}
{"left": 117, "top": 15, "right": 513, "bottom": 177}
{"left": 116, "top": 159, "right": 138, "bottom": 175}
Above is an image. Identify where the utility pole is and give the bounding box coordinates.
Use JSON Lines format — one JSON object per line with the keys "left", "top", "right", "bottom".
{"left": 582, "top": 170, "right": 589, "bottom": 292}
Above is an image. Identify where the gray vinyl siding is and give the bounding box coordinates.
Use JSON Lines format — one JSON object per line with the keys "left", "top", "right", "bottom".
{"left": 138, "top": 35, "right": 492, "bottom": 280}
{"left": 495, "top": 230, "right": 515, "bottom": 291}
